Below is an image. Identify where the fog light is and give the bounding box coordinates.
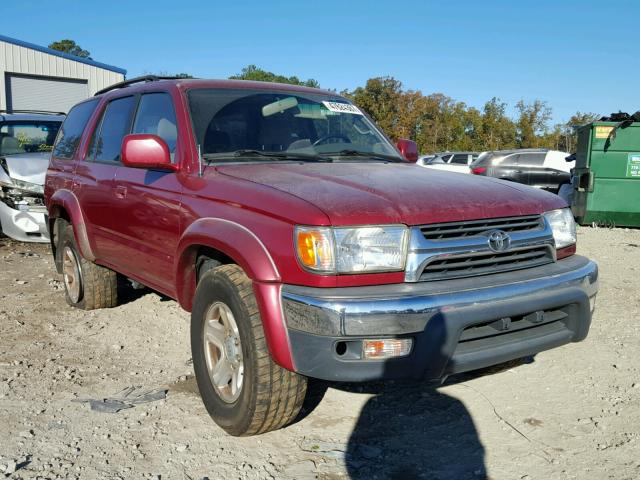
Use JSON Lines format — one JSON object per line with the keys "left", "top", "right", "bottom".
{"left": 589, "top": 295, "right": 597, "bottom": 314}
{"left": 363, "top": 338, "right": 412, "bottom": 360}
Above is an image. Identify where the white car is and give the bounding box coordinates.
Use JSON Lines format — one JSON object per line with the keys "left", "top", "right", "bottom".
{"left": 0, "top": 111, "right": 64, "bottom": 243}
{"left": 417, "top": 152, "right": 479, "bottom": 174}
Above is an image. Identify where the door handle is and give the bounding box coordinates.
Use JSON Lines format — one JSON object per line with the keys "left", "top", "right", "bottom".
{"left": 115, "top": 185, "right": 127, "bottom": 199}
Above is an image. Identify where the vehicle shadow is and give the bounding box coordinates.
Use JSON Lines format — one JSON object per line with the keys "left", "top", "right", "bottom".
{"left": 337, "top": 379, "right": 486, "bottom": 480}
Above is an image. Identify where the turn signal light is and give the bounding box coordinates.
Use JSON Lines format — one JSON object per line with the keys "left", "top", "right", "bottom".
{"left": 295, "top": 227, "right": 334, "bottom": 272}
{"left": 363, "top": 339, "right": 412, "bottom": 360}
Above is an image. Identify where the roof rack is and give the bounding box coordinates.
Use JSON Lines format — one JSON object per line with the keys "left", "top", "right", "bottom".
{"left": 0, "top": 109, "right": 66, "bottom": 116}
{"left": 94, "top": 75, "right": 193, "bottom": 96}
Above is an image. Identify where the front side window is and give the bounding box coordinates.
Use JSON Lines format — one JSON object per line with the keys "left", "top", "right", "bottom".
{"left": 187, "top": 89, "right": 400, "bottom": 162}
{"left": 52, "top": 99, "right": 99, "bottom": 159}
{"left": 0, "top": 121, "right": 61, "bottom": 156}
{"left": 88, "top": 96, "right": 137, "bottom": 163}
{"left": 132, "top": 93, "right": 178, "bottom": 161}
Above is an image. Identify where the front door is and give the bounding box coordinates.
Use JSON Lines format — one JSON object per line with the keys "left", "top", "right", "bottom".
{"left": 109, "top": 92, "right": 183, "bottom": 293}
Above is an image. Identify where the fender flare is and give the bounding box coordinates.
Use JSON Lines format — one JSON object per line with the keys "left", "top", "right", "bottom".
{"left": 175, "top": 218, "right": 281, "bottom": 311}
{"left": 47, "top": 189, "right": 95, "bottom": 261}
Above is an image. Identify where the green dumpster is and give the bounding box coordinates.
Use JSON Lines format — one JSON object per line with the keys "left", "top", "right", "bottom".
{"left": 572, "top": 120, "right": 640, "bottom": 227}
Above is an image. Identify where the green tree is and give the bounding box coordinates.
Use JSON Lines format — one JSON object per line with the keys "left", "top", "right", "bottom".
{"left": 348, "top": 77, "right": 403, "bottom": 137}
{"left": 230, "top": 65, "right": 319, "bottom": 88}
{"left": 515, "top": 99, "right": 552, "bottom": 148}
{"left": 48, "top": 39, "right": 91, "bottom": 59}
{"left": 479, "top": 97, "right": 517, "bottom": 151}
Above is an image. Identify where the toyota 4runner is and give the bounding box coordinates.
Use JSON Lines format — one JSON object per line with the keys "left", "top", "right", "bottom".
{"left": 44, "top": 76, "right": 598, "bottom": 436}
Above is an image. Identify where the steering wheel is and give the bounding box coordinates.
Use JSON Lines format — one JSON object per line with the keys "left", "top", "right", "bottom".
{"left": 313, "top": 134, "right": 351, "bottom": 146}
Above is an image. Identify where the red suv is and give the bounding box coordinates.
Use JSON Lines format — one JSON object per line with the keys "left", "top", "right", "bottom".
{"left": 45, "top": 76, "right": 598, "bottom": 436}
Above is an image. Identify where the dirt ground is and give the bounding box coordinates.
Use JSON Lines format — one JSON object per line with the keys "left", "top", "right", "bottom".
{"left": 1, "top": 226, "right": 639, "bottom": 480}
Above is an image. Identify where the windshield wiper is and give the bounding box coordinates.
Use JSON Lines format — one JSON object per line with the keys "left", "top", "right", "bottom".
{"left": 321, "top": 149, "right": 404, "bottom": 162}
{"left": 203, "top": 150, "right": 332, "bottom": 163}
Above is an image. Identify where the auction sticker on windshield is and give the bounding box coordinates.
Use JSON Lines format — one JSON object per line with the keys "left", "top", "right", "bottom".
{"left": 322, "top": 101, "right": 363, "bottom": 115}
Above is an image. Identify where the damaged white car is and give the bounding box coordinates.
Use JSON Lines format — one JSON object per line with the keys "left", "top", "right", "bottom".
{"left": 0, "top": 112, "right": 64, "bottom": 243}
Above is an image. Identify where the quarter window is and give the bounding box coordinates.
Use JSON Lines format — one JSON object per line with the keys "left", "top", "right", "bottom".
{"left": 88, "top": 96, "right": 137, "bottom": 163}
{"left": 132, "top": 93, "right": 178, "bottom": 161}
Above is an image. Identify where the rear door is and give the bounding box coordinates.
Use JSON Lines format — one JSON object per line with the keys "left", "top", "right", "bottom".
{"left": 74, "top": 95, "right": 137, "bottom": 260}
{"left": 110, "top": 92, "right": 183, "bottom": 292}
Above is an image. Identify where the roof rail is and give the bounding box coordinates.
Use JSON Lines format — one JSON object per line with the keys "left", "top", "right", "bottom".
{"left": 94, "top": 75, "right": 193, "bottom": 96}
{"left": 0, "top": 109, "right": 66, "bottom": 116}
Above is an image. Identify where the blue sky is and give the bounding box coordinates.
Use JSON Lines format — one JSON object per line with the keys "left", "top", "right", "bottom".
{"left": 4, "top": 1, "right": 638, "bottom": 124}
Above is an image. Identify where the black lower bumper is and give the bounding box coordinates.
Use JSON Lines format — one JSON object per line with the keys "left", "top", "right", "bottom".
{"left": 282, "top": 255, "right": 598, "bottom": 382}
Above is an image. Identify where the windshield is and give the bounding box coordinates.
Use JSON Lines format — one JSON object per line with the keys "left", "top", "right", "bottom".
{"left": 0, "top": 121, "right": 61, "bottom": 156}
{"left": 187, "top": 89, "right": 400, "bottom": 161}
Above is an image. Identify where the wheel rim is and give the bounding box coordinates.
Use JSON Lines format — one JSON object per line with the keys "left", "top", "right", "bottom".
{"left": 62, "top": 246, "right": 82, "bottom": 303}
{"left": 203, "top": 302, "right": 244, "bottom": 403}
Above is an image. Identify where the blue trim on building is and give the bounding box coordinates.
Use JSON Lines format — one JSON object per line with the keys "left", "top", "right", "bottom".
{"left": 0, "top": 35, "right": 127, "bottom": 76}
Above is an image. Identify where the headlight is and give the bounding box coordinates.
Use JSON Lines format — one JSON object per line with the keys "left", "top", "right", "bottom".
{"left": 295, "top": 225, "right": 408, "bottom": 274}
{"left": 10, "top": 179, "right": 44, "bottom": 194}
{"left": 544, "top": 208, "right": 576, "bottom": 249}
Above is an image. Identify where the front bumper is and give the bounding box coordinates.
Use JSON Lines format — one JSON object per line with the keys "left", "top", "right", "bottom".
{"left": 0, "top": 201, "right": 50, "bottom": 243}
{"left": 282, "top": 255, "right": 598, "bottom": 382}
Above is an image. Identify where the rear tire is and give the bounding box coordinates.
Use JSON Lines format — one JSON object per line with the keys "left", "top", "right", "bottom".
{"left": 58, "top": 223, "right": 118, "bottom": 310}
{"left": 191, "top": 264, "right": 307, "bottom": 436}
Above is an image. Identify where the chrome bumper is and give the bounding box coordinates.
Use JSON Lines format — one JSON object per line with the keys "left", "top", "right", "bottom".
{"left": 281, "top": 255, "right": 597, "bottom": 381}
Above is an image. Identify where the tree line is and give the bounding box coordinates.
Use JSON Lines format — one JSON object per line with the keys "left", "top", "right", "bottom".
{"left": 232, "top": 65, "right": 598, "bottom": 154}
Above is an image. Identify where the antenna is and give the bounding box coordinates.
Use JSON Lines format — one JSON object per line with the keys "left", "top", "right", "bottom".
{"left": 198, "top": 144, "right": 203, "bottom": 177}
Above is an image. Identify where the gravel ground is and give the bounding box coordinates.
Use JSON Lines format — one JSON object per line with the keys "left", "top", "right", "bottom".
{"left": 1, "top": 226, "right": 639, "bottom": 480}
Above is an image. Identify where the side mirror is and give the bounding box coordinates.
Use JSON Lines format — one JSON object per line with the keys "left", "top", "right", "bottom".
{"left": 121, "top": 134, "right": 177, "bottom": 171}
{"left": 396, "top": 138, "right": 419, "bottom": 162}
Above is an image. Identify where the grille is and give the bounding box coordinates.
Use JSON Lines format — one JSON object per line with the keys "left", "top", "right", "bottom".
{"left": 420, "top": 215, "right": 543, "bottom": 241}
{"left": 419, "top": 245, "right": 553, "bottom": 281}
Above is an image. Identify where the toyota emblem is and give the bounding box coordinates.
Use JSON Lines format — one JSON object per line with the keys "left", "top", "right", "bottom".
{"left": 487, "top": 230, "right": 511, "bottom": 252}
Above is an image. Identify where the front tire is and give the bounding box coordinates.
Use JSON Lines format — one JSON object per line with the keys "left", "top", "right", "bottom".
{"left": 58, "top": 222, "right": 118, "bottom": 310}
{"left": 191, "top": 264, "right": 306, "bottom": 436}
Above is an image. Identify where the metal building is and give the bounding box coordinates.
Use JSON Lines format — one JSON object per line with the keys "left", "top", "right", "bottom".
{"left": 0, "top": 35, "right": 126, "bottom": 113}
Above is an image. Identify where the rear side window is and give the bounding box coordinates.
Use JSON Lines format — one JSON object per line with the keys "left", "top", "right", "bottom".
{"left": 52, "top": 99, "right": 99, "bottom": 159}
{"left": 88, "top": 96, "right": 137, "bottom": 163}
{"left": 132, "top": 93, "right": 178, "bottom": 160}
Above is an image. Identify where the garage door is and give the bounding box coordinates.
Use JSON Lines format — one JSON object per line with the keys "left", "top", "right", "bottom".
{"left": 6, "top": 74, "right": 88, "bottom": 113}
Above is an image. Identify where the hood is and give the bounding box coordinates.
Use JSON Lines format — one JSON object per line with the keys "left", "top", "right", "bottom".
{"left": 1, "top": 152, "right": 50, "bottom": 185}
{"left": 216, "top": 162, "right": 566, "bottom": 226}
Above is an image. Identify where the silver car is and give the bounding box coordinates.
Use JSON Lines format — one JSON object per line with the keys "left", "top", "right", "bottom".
{"left": 0, "top": 111, "right": 64, "bottom": 243}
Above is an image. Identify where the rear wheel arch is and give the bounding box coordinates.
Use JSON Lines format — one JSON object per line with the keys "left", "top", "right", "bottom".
{"left": 48, "top": 190, "right": 95, "bottom": 262}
